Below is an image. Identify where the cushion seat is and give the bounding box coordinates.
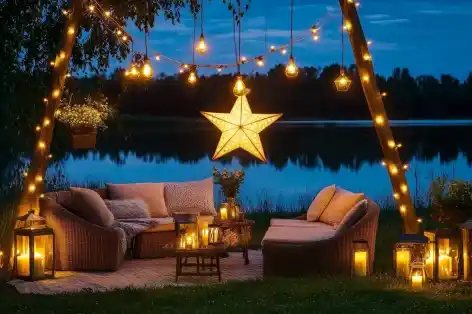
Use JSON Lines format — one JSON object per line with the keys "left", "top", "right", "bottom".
{"left": 262, "top": 225, "right": 336, "bottom": 244}
{"left": 140, "top": 215, "right": 215, "bottom": 233}
{"left": 270, "top": 219, "right": 329, "bottom": 228}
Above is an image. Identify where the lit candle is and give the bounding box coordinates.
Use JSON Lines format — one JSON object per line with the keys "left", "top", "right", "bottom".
{"left": 354, "top": 251, "right": 368, "bottom": 276}
{"left": 185, "top": 235, "right": 193, "bottom": 249}
{"left": 201, "top": 227, "right": 209, "bottom": 247}
{"left": 396, "top": 249, "right": 411, "bottom": 278}
{"left": 438, "top": 239, "right": 452, "bottom": 279}
{"left": 17, "top": 252, "right": 45, "bottom": 277}
{"left": 220, "top": 206, "right": 228, "bottom": 220}
{"left": 411, "top": 272, "right": 423, "bottom": 289}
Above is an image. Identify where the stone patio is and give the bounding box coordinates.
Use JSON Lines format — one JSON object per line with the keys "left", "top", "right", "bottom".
{"left": 9, "top": 250, "right": 262, "bottom": 295}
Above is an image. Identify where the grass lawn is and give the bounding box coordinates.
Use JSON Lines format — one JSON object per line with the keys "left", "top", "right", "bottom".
{"left": 2, "top": 209, "right": 472, "bottom": 313}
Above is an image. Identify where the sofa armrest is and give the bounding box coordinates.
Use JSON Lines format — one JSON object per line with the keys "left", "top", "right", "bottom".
{"left": 295, "top": 214, "right": 307, "bottom": 220}
{"left": 40, "top": 198, "right": 126, "bottom": 271}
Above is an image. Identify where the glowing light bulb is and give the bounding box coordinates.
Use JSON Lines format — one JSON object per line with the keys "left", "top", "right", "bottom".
{"left": 403, "top": 164, "right": 409, "bottom": 170}
{"left": 233, "top": 76, "right": 247, "bottom": 97}
{"left": 50, "top": 61, "right": 55, "bottom": 66}
{"left": 38, "top": 141, "right": 46, "bottom": 150}
{"left": 124, "top": 70, "right": 129, "bottom": 76}
{"left": 363, "top": 53, "right": 372, "bottom": 61}
{"left": 179, "top": 67, "right": 185, "bottom": 74}
{"left": 280, "top": 47, "right": 287, "bottom": 55}
{"left": 28, "top": 184, "right": 36, "bottom": 193}
{"left": 43, "top": 98, "right": 48, "bottom": 103}
{"left": 362, "top": 74, "right": 370, "bottom": 82}
{"left": 62, "top": 9, "right": 69, "bottom": 16}
{"left": 67, "top": 26, "right": 75, "bottom": 35}
{"left": 52, "top": 89, "right": 60, "bottom": 98}
{"left": 240, "top": 56, "right": 247, "bottom": 63}
{"left": 88, "top": 5, "right": 95, "bottom": 11}
{"left": 196, "top": 34, "right": 207, "bottom": 54}
{"left": 40, "top": 193, "right": 45, "bottom": 198}
{"left": 217, "top": 66, "right": 223, "bottom": 73}
{"left": 47, "top": 154, "right": 53, "bottom": 159}
{"left": 389, "top": 164, "right": 399, "bottom": 175}
{"left": 122, "top": 35, "right": 128, "bottom": 41}
{"left": 117, "top": 30, "right": 122, "bottom": 35}
{"left": 270, "top": 45, "right": 276, "bottom": 52}
{"left": 142, "top": 61, "right": 152, "bottom": 78}
{"left": 35, "top": 175, "right": 43, "bottom": 182}
{"left": 155, "top": 54, "right": 161, "bottom": 61}
{"left": 355, "top": 2, "right": 361, "bottom": 7}
{"left": 388, "top": 140, "right": 396, "bottom": 148}
{"left": 417, "top": 218, "right": 423, "bottom": 223}
{"left": 35, "top": 125, "right": 41, "bottom": 132}
{"left": 285, "top": 56, "right": 299, "bottom": 78}
{"left": 60, "top": 51, "right": 66, "bottom": 59}
{"left": 23, "top": 171, "right": 28, "bottom": 177}
{"left": 313, "top": 34, "right": 320, "bottom": 41}
{"left": 183, "top": 64, "right": 189, "bottom": 69}
{"left": 256, "top": 57, "right": 264, "bottom": 67}
{"left": 105, "top": 11, "right": 111, "bottom": 17}
{"left": 130, "top": 65, "right": 138, "bottom": 76}
{"left": 348, "top": 0, "right": 354, "bottom": 3}
{"left": 311, "top": 25, "right": 318, "bottom": 36}
{"left": 400, "top": 184, "right": 408, "bottom": 193}
{"left": 393, "top": 193, "right": 400, "bottom": 200}
{"left": 367, "top": 40, "right": 373, "bottom": 46}
{"left": 400, "top": 205, "right": 407, "bottom": 214}
{"left": 43, "top": 118, "right": 51, "bottom": 126}
{"left": 334, "top": 71, "right": 352, "bottom": 92}
{"left": 381, "top": 161, "right": 387, "bottom": 167}
{"left": 375, "top": 115, "right": 385, "bottom": 126}
{"left": 343, "top": 21, "right": 352, "bottom": 31}
{"left": 381, "top": 92, "right": 388, "bottom": 97}
{"left": 65, "top": 73, "right": 71, "bottom": 78}
{"left": 188, "top": 71, "right": 197, "bottom": 84}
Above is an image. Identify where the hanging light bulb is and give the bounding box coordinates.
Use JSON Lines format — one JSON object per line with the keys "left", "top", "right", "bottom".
{"left": 285, "top": 56, "right": 299, "bottom": 78}
{"left": 130, "top": 64, "right": 139, "bottom": 77}
{"left": 142, "top": 57, "right": 153, "bottom": 78}
{"left": 270, "top": 45, "right": 277, "bottom": 52}
{"left": 240, "top": 56, "right": 247, "bottom": 64}
{"left": 233, "top": 76, "right": 248, "bottom": 97}
{"left": 155, "top": 54, "right": 161, "bottom": 61}
{"left": 256, "top": 57, "right": 264, "bottom": 67}
{"left": 280, "top": 47, "right": 287, "bottom": 55}
{"left": 217, "top": 66, "right": 223, "bottom": 73}
{"left": 311, "top": 25, "right": 319, "bottom": 41}
{"left": 334, "top": 69, "right": 352, "bottom": 92}
{"left": 188, "top": 71, "right": 197, "bottom": 84}
{"left": 88, "top": 4, "right": 95, "bottom": 12}
{"left": 196, "top": 34, "right": 208, "bottom": 54}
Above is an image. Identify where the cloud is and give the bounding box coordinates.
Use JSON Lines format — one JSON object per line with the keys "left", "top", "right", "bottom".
{"left": 214, "top": 28, "right": 307, "bottom": 40}
{"left": 369, "top": 19, "right": 409, "bottom": 25}
{"left": 416, "top": 9, "right": 444, "bottom": 15}
{"left": 364, "top": 14, "right": 390, "bottom": 20}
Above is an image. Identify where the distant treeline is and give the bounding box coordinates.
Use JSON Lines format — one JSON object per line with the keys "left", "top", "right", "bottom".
{"left": 65, "top": 64, "right": 472, "bottom": 120}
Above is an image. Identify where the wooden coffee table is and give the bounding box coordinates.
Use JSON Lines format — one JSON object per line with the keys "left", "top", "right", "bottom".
{"left": 216, "top": 219, "right": 255, "bottom": 265}
{"left": 175, "top": 244, "right": 226, "bottom": 282}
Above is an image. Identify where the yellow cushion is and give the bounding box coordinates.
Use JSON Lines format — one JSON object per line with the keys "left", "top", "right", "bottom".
{"left": 307, "top": 185, "right": 336, "bottom": 222}
{"left": 319, "top": 188, "right": 364, "bottom": 226}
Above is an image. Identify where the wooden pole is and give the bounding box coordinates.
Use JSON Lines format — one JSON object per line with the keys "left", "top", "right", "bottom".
{"left": 18, "top": 0, "right": 83, "bottom": 215}
{"left": 338, "top": 0, "right": 418, "bottom": 234}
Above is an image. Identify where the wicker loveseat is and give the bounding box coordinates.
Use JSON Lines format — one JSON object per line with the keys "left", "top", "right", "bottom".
{"left": 40, "top": 188, "right": 214, "bottom": 271}
{"left": 262, "top": 198, "right": 380, "bottom": 277}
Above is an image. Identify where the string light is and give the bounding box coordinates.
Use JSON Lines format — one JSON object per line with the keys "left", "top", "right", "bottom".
{"left": 40, "top": 193, "right": 45, "bottom": 199}
{"left": 233, "top": 76, "right": 247, "bottom": 97}
{"left": 381, "top": 92, "right": 388, "bottom": 97}
{"left": 403, "top": 164, "right": 409, "bottom": 170}
{"left": 343, "top": 21, "right": 352, "bottom": 31}
{"left": 381, "top": 161, "right": 387, "bottom": 167}
{"left": 50, "top": 61, "right": 55, "bottom": 67}
{"left": 28, "top": 184, "right": 36, "bottom": 193}
{"left": 188, "top": 71, "right": 197, "bottom": 84}
{"left": 65, "top": 73, "right": 72, "bottom": 78}
{"left": 155, "top": 54, "right": 161, "bottom": 61}
{"left": 256, "top": 57, "right": 264, "bottom": 67}
{"left": 388, "top": 140, "right": 396, "bottom": 148}
{"left": 35, "top": 175, "right": 43, "bottom": 183}
{"left": 400, "top": 205, "right": 407, "bottom": 214}
{"left": 47, "top": 154, "right": 53, "bottom": 159}
{"left": 43, "top": 98, "right": 48, "bottom": 103}
{"left": 142, "top": 57, "right": 152, "bottom": 78}
{"left": 217, "top": 66, "right": 223, "bottom": 73}
{"left": 67, "top": 26, "right": 75, "bottom": 35}
{"left": 280, "top": 47, "right": 287, "bottom": 55}
{"left": 121, "top": 35, "right": 128, "bottom": 41}
{"left": 62, "top": 9, "right": 69, "bottom": 16}
{"left": 417, "top": 218, "right": 423, "bottom": 223}
{"left": 400, "top": 184, "right": 408, "bottom": 193}
{"left": 183, "top": 64, "right": 189, "bottom": 69}
{"left": 285, "top": 56, "right": 299, "bottom": 78}
{"left": 104, "top": 11, "right": 111, "bottom": 18}
{"left": 270, "top": 45, "right": 277, "bottom": 52}
{"left": 196, "top": 35, "right": 208, "bottom": 54}
{"left": 311, "top": 25, "right": 319, "bottom": 41}
{"left": 43, "top": 118, "right": 51, "bottom": 127}
{"left": 38, "top": 141, "right": 46, "bottom": 150}
{"left": 240, "top": 56, "right": 248, "bottom": 64}
{"left": 362, "top": 74, "right": 370, "bottom": 82}
{"left": 363, "top": 53, "right": 372, "bottom": 61}
{"left": 23, "top": 171, "right": 28, "bottom": 177}
{"left": 389, "top": 164, "right": 399, "bottom": 175}
{"left": 60, "top": 51, "right": 66, "bottom": 59}
{"left": 52, "top": 89, "right": 60, "bottom": 98}
{"left": 335, "top": 71, "right": 352, "bottom": 92}
{"left": 393, "top": 193, "right": 400, "bottom": 200}
{"left": 88, "top": 4, "right": 95, "bottom": 11}
{"left": 355, "top": 2, "right": 361, "bottom": 7}
{"left": 35, "top": 125, "right": 41, "bottom": 132}
{"left": 367, "top": 40, "right": 373, "bottom": 45}
{"left": 179, "top": 66, "right": 185, "bottom": 74}
{"left": 375, "top": 115, "right": 385, "bottom": 126}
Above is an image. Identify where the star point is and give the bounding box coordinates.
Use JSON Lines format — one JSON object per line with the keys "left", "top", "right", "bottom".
{"left": 201, "top": 95, "right": 282, "bottom": 162}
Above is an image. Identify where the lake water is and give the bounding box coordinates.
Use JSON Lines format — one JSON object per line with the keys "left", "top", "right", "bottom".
{"left": 60, "top": 120, "right": 472, "bottom": 210}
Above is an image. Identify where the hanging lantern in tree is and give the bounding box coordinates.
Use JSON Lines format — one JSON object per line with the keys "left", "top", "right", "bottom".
{"left": 424, "top": 229, "right": 461, "bottom": 281}
{"left": 393, "top": 234, "right": 428, "bottom": 279}
{"left": 13, "top": 210, "right": 55, "bottom": 281}
{"left": 335, "top": 70, "right": 352, "bottom": 92}
{"left": 352, "top": 240, "right": 370, "bottom": 277}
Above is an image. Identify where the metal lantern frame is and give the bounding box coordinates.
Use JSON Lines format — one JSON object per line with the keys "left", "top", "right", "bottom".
{"left": 461, "top": 221, "right": 471, "bottom": 281}
{"left": 13, "top": 225, "right": 55, "bottom": 281}
{"left": 208, "top": 224, "right": 224, "bottom": 245}
{"left": 424, "top": 228, "right": 462, "bottom": 281}
{"left": 173, "top": 212, "right": 200, "bottom": 250}
{"left": 393, "top": 234, "right": 428, "bottom": 279}
{"left": 352, "top": 239, "right": 370, "bottom": 277}
{"left": 410, "top": 260, "right": 426, "bottom": 290}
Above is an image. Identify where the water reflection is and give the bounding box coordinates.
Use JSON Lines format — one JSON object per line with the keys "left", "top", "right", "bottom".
{"left": 60, "top": 121, "right": 472, "bottom": 209}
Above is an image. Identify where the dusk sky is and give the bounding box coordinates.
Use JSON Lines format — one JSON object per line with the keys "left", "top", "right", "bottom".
{"left": 121, "top": 0, "right": 472, "bottom": 80}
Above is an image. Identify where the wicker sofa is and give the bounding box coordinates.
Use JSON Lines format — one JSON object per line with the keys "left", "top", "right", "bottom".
{"left": 262, "top": 198, "right": 380, "bottom": 277}
{"left": 39, "top": 188, "right": 214, "bottom": 271}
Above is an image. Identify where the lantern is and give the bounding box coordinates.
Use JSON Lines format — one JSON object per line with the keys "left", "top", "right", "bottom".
{"left": 334, "top": 70, "right": 352, "bottom": 92}
{"left": 352, "top": 240, "right": 370, "bottom": 277}
{"left": 393, "top": 234, "right": 428, "bottom": 279}
{"left": 13, "top": 210, "right": 55, "bottom": 281}
{"left": 173, "top": 212, "right": 199, "bottom": 250}
{"left": 410, "top": 261, "right": 426, "bottom": 290}
{"left": 200, "top": 222, "right": 209, "bottom": 248}
{"left": 424, "top": 229, "right": 461, "bottom": 280}
{"left": 219, "top": 203, "right": 228, "bottom": 221}
{"left": 208, "top": 224, "right": 223, "bottom": 245}
{"left": 461, "top": 220, "right": 472, "bottom": 280}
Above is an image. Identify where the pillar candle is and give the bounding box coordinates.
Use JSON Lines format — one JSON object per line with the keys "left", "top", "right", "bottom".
{"left": 396, "top": 249, "right": 411, "bottom": 278}
{"left": 354, "top": 251, "right": 367, "bottom": 276}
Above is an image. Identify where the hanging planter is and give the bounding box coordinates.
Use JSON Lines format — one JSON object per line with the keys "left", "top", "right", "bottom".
{"left": 56, "top": 93, "right": 116, "bottom": 150}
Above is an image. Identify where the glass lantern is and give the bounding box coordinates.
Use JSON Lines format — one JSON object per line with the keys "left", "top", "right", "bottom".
{"left": 173, "top": 212, "right": 199, "bottom": 250}
{"left": 352, "top": 240, "right": 370, "bottom": 277}
{"left": 13, "top": 210, "right": 55, "bottom": 281}
{"left": 393, "top": 234, "right": 428, "bottom": 279}
{"left": 208, "top": 224, "right": 223, "bottom": 245}
{"left": 219, "top": 203, "right": 228, "bottom": 221}
{"left": 424, "top": 229, "right": 461, "bottom": 280}
{"left": 410, "top": 261, "right": 426, "bottom": 290}
{"left": 461, "top": 221, "right": 471, "bottom": 281}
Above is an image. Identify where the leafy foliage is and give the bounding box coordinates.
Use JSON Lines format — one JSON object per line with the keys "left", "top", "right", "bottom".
{"left": 213, "top": 166, "right": 245, "bottom": 198}
{"left": 431, "top": 176, "right": 472, "bottom": 226}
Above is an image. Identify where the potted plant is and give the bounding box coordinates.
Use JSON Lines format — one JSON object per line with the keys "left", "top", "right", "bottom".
{"left": 431, "top": 176, "right": 472, "bottom": 228}
{"left": 213, "top": 167, "right": 245, "bottom": 220}
{"left": 56, "top": 93, "right": 116, "bottom": 149}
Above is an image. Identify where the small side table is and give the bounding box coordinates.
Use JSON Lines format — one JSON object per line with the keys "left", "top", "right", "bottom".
{"left": 175, "top": 244, "right": 226, "bottom": 282}
{"left": 217, "top": 219, "right": 255, "bottom": 265}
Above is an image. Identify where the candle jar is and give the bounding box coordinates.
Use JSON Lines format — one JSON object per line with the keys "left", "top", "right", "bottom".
{"left": 13, "top": 210, "right": 55, "bottom": 281}
{"left": 424, "top": 229, "right": 461, "bottom": 281}
{"left": 352, "top": 240, "right": 370, "bottom": 277}
{"left": 201, "top": 223, "right": 209, "bottom": 248}
{"left": 410, "top": 261, "right": 426, "bottom": 290}
{"left": 173, "top": 212, "right": 199, "bottom": 251}
{"left": 219, "top": 203, "right": 228, "bottom": 221}
{"left": 393, "top": 234, "right": 428, "bottom": 279}
{"left": 209, "top": 224, "right": 223, "bottom": 245}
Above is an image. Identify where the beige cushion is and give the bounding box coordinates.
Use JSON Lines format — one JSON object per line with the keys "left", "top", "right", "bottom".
{"left": 270, "top": 219, "right": 329, "bottom": 228}
{"left": 262, "top": 226, "right": 336, "bottom": 244}
{"left": 335, "top": 200, "right": 367, "bottom": 234}
{"left": 319, "top": 188, "right": 365, "bottom": 226}
{"left": 107, "top": 183, "right": 168, "bottom": 218}
{"left": 60, "top": 187, "right": 114, "bottom": 227}
{"left": 104, "top": 199, "right": 150, "bottom": 220}
{"left": 307, "top": 185, "right": 336, "bottom": 222}
{"left": 164, "top": 178, "right": 216, "bottom": 216}
{"left": 140, "top": 215, "right": 215, "bottom": 233}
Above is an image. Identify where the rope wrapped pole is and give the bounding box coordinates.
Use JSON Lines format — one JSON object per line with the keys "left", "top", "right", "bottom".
{"left": 338, "top": 0, "right": 418, "bottom": 233}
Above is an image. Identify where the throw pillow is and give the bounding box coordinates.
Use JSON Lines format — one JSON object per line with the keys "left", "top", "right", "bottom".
{"left": 319, "top": 188, "right": 365, "bottom": 226}
{"left": 164, "top": 177, "right": 216, "bottom": 216}
{"left": 107, "top": 183, "right": 168, "bottom": 218}
{"left": 104, "top": 199, "right": 150, "bottom": 220}
{"left": 60, "top": 187, "right": 114, "bottom": 227}
{"left": 307, "top": 185, "right": 336, "bottom": 222}
{"left": 334, "top": 199, "right": 368, "bottom": 234}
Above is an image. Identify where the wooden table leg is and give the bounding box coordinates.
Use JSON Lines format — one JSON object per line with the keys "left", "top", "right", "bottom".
{"left": 175, "top": 256, "right": 180, "bottom": 282}
{"left": 217, "top": 256, "right": 221, "bottom": 282}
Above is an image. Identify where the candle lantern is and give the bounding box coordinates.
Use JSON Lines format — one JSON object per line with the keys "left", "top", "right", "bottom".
{"left": 410, "top": 261, "right": 426, "bottom": 290}
{"left": 461, "top": 220, "right": 472, "bottom": 281}
{"left": 208, "top": 224, "right": 223, "bottom": 245}
{"left": 219, "top": 203, "right": 228, "bottom": 221}
{"left": 352, "top": 240, "right": 370, "bottom": 277}
{"left": 173, "top": 212, "right": 199, "bottom": 250}
{"left": 424, "top": 229, "right": 461, "bottom": 281}
{"left": 393, "top": 234, "right": 428, "bottom": 279}
{"left": 13, "top": 210, "right": 55, "bottom": 281}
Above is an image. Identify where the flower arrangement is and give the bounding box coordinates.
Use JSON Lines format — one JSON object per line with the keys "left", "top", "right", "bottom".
{"left": 213, "top": 167, "right": 245, "bottom": 198}
{"left": 56, "top": 93, "right": 116, "bottom": 130}
{"left": 431, "top": 176, "right": 472, "bottom": 227}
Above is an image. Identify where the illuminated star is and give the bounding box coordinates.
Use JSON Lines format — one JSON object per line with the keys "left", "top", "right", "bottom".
{"left": 201, "top": 95, "right": 282, "bottom": 162}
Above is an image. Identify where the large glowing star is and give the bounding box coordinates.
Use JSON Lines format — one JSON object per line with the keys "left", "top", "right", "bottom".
{"left": 201, "top": 96, "right": 282, "bottom": 162}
